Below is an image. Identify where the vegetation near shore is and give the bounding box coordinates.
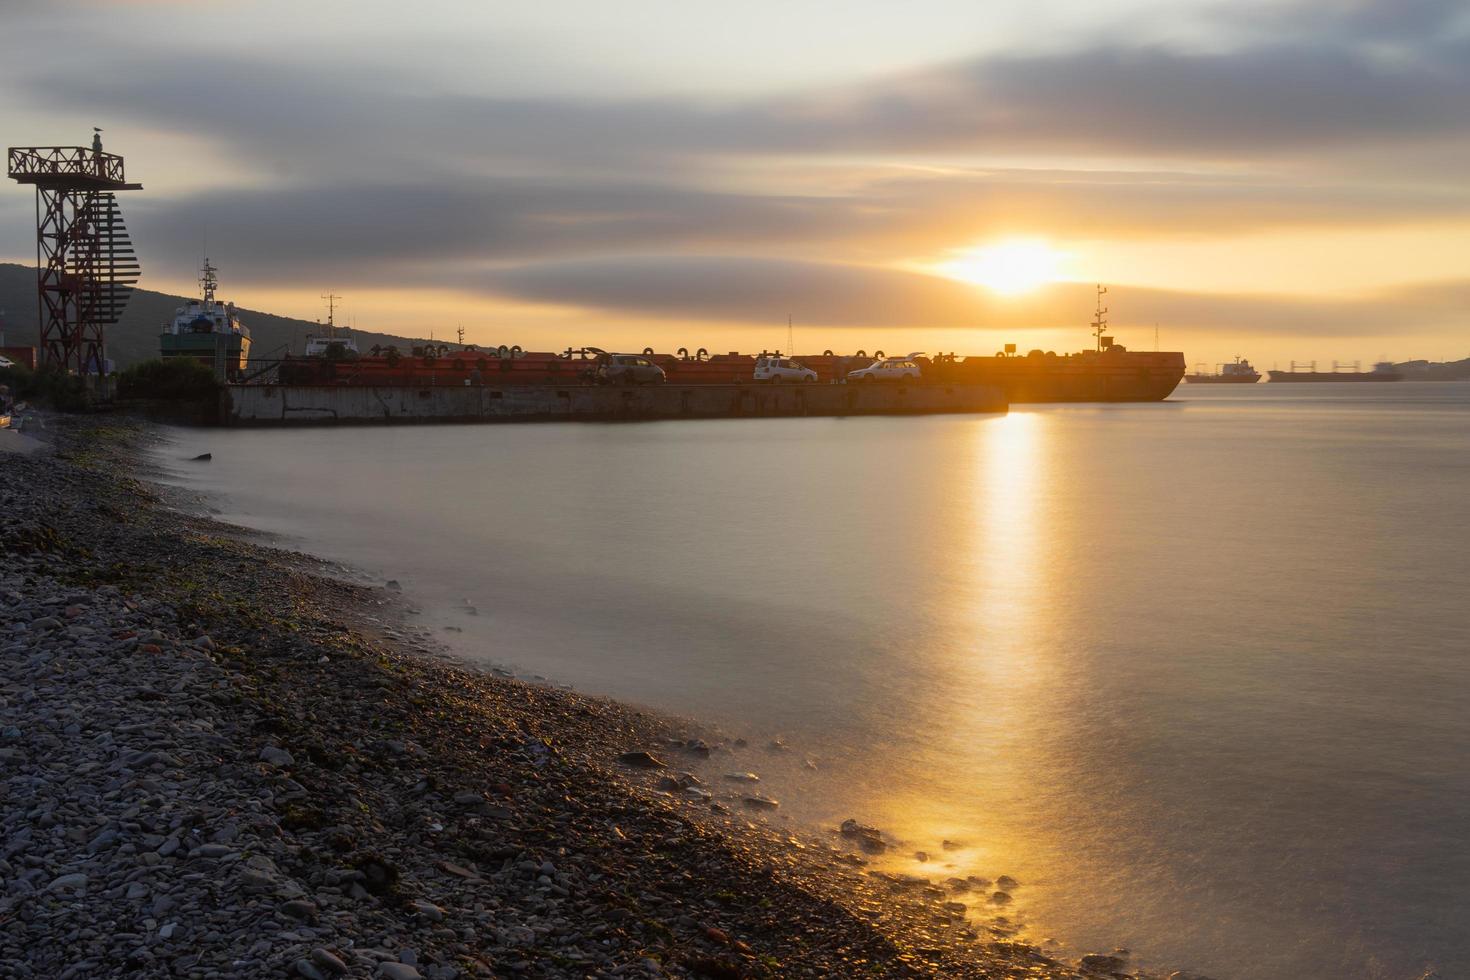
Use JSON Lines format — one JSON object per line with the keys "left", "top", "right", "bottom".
{"left": 115, "top": 358, "right": 222, "bottom": 402}
{"left": 0, "top": 363, "right": 89, "bottom": 413}
{"left": 0, "top": 418, "right": 1170, "bottom": 979}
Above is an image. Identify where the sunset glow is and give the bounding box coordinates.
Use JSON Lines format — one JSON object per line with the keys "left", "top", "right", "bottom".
{"left": 936, "top": 240, "right": 1069, "bottom": 296}
{"left": 1, "top": 0, "right": 1467, "bottom": 367}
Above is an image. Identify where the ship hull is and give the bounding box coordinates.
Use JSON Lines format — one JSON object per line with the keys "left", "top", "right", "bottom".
{"left": 926, "top": 350, "right": 1185, "bottom": 402}
{"left": 1266, "top": 371, "right": 1403, "bottom": 382}
{"left": 1185, "top": 374, "right": 1260, "bottom": 383}
{"left": 161, "top": 332, "right": 251, "bottom": 379}
{"left": 272, "top": 348, "right": 1185, "bottom": 402}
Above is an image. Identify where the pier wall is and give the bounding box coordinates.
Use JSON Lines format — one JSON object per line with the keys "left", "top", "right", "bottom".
{"left": 221, "top": 383, "right": 1007, "bottom": 425}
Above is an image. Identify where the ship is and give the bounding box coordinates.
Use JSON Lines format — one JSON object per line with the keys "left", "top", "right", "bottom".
{"left": 917, "top": 285, "right": 1184, "bottom": 401}
{"left": 1267, "top": 361, "right": 1403, "bottom": 382}
{"left": 301, "top": 293, "right": 360, "bottom": 359}
{"left": 1186, "top": 357, "right": 1260, "bottom": 383}
{"left": 160, "top": 258, "right": 251, "bottom": 380}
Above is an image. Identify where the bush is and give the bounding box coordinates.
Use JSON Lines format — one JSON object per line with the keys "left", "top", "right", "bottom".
{"left": 0, "top": 363, "right": 89, "bottom": 412}
{"left": 116, "top": 358, "right": 222, "bottom": 402}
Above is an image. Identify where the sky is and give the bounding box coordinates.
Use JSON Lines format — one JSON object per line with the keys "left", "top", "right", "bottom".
{"left": 2, "top": 0, "right": 1468, "bottom": 366}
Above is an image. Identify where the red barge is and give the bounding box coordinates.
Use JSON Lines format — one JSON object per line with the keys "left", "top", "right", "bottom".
{"left": 268, "top": 287, "right": 1183, "bottom": 402}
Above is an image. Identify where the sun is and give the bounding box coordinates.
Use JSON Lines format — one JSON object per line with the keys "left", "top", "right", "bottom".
{"left": 937, "top": 239, "right": 1067, "bottom": 295}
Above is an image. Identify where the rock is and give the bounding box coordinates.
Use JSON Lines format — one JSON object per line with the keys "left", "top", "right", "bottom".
{"left": 838, "top": 818, "right": 886, "bottom": 853}
{"left": 280, "top": 899, "right": 319, "bottom": 921}
{"left": 410, "top": 898, "right": 444, "bottom": 922}
{"left": 941, "top": 839, "right": 964, "bottom": 851}
{"left": 259, "top": 745, "right": 295, "bottom": 767}
{"left": 723, "top": 771, "right": 760, "bottom": 782}
{"left": 616, "top": 750, "right": 665, "bottom": 769}
{"left": 47, "top": 872, "right": 88, "bottom": 891}
{"left": 914, "top": 851, "right": 929, "bottom": 862}
{"left": 996, "top": 874, "right": 1020, "bottom": 889}
{"left": 990, "top": 891, "right": 1012, "bottom": 905}
{"left": 189, "top": 452, "right": 212, "bottom": 461}
{"left": 742, "top": 794, "right": 779, "bottom": 808}
{"left": 385, "top": 580, "right": 403, "bottom": 591}
{"left": 689, "top": 959, "right": 743, "bottom": 980}
{"left": 1080, "top": 953, "right": 1127, "bottom": 973}
{"left": 310, "top": 948, "right": 349, "bottom": 975}
{"left": 378, "top": 964, "right": 422, "bottom": 980}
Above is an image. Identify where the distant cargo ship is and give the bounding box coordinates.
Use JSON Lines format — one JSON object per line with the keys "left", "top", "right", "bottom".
{"left": 1186, "top": 357, "right": 1260, "bottom": 383}
{"left": 1267, "top": 361, "right": 1403, "bottom": 382}
{"left": 160, "top": 259, "right": 250, "bottom": 380}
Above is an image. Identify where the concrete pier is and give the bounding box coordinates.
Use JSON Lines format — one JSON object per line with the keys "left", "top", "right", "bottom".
{"left": 222, "top": 383, "right": 1007, "bottom": 425}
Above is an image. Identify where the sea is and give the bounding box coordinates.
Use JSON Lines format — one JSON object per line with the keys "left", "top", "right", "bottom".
{"left": 154, "top": 383, "right": 1470, "bottom": 980}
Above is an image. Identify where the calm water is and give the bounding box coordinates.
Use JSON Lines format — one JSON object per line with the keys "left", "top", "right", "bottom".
{"left": 157, "top": 384, "right": 1470, "bottom": 979}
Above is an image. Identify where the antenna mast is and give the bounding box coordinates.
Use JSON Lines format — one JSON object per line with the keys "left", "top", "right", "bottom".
{"left": 1091, "top": 284, "right": 1109, "bottom": 352}
{"left": 200, "top": 256, "right": 218, "bottom": 304}
{"left": 321, "top": 293, "right": 340, "bottom": 339}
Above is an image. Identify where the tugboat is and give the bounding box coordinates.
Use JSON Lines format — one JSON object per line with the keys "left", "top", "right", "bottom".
{"left": 1186, "top": 357, "right": 1261, "bottom": 383}
{"left": 159, "top": 258, "right": 251, "bottom": 380}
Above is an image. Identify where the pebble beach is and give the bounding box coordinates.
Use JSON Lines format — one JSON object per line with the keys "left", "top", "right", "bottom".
{"left": 0, "top": 415, "right": 1178, "bottom": 979}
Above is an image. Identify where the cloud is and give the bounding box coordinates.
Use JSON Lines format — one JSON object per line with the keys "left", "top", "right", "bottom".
{"left": 13, "top": 0, "right": 1470, "bottom": 180}
{"left": 3, "top": 0, "right": 1468, "bottom": 347}
{"left": 107, "top": 166, "right": 1470, "bottom": 294}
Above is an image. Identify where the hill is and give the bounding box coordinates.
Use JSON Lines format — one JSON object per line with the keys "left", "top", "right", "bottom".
{"left": 0, "top": 262, "right": 434, "bottom": 369}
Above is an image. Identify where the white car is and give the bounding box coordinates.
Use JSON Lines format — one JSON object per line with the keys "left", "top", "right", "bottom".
{"left": 0, "top": 355, "right": 15, "bottom": 370}
{"left": 847, "top": 353, "right": 923, "bottom": 383}
{"left": 754, "top": 355, "right": 817, "bottom": 383}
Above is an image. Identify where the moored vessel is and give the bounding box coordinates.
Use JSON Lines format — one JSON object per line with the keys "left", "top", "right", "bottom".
{"left": 301, "top": 293, "right": 359, "bottom": 359}
{"left": 159, "top": 258, "right": 251, "bottom": 380}
{"left": 1186, "top": 357, "right": 1260, "bottom": 383}
{"left": 918, "top": 285, "right": 1185, "bottom": 402}
{"left": 260, "top": 286, "right": 1184, "bottom": 401}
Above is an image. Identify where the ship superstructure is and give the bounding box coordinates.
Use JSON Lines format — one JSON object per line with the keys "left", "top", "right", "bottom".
{"left": 302, "top": 293, "right": 359, "bottom": 359}
{"left": 160, "top": 258, "right": 251, "bottom": 379}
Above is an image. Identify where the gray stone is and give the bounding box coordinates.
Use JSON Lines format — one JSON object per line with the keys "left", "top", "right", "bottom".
{"left": 378, "top": 964, "right": 422, "bottom": 980}
{"left": 410, "top": 898, "right": 444, "bottom": 922}
{"left": 310, "top": 948, "right": 349, "bottom": 975}
{"left": 294, "top": 959, "right": 328, "bottom": 980}
{"left": 259, "top": 745, "right": 295, "bottom": 767}
{"left": 281, "top": 899, "right": 318, "bottom": 921}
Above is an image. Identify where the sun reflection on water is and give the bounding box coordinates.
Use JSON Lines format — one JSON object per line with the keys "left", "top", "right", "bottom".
{"left": 869, "top": 411, "right": 1063, "bottom": 916}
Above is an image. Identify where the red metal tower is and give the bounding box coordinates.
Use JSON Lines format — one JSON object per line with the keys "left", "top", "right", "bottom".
{"left": 6, "top": 131, "right": 142, "bottom": 378}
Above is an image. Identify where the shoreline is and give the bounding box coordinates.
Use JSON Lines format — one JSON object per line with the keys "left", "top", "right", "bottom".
{"left": 1, "top": 415, "right": 1171, "bottom": 979}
